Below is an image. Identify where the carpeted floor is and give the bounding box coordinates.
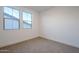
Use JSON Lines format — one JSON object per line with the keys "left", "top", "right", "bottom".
{"left": 0, "top": 37, "right": 79, "bottom": 53}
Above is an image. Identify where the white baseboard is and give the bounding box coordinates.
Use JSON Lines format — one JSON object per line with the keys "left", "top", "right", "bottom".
{"left": 40, "top": 35, "right": 79, "bottom": 48}
{"left": 0, "top": 36, "right": 40, "bottom": 48}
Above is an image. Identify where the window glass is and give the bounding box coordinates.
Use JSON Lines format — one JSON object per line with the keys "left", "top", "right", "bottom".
{"left": 13, "top": 9, "right": 19, "bottom": 19}
{"left": 4, "top": 7, "right": 12, "bottom": 16}
{"left": 23, "top": 12, "right": 32, "bottom": 28}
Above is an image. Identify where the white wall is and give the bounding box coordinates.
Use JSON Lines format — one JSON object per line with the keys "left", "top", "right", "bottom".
{"left": 40, "top": 7, "right": 79, "bottom": 48}
{"left": 0, "top": 6, "right": 40, "bottom": 47}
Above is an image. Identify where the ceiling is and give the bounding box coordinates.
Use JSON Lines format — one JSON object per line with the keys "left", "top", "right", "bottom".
{"left": 25, "top": 6, "right": 52, "bottom": 12}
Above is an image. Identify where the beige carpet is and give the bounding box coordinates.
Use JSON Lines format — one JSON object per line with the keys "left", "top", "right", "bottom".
{"left": 0, "top": 37, "right": 79, "bottom": 53}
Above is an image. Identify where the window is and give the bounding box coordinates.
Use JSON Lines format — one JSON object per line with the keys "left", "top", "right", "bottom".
{"left": 23, "top": 12, "right": 32, "bottom": 28}
{"left": 4, "top": 7, "right": 20, "bottom": 30}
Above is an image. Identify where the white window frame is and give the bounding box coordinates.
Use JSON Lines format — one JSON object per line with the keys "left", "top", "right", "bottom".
{"left": 3, "top": 7, "right": 20, "bottom": 30}
{"left": 22, "top": 12, "right": 32, "bottom": 29}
